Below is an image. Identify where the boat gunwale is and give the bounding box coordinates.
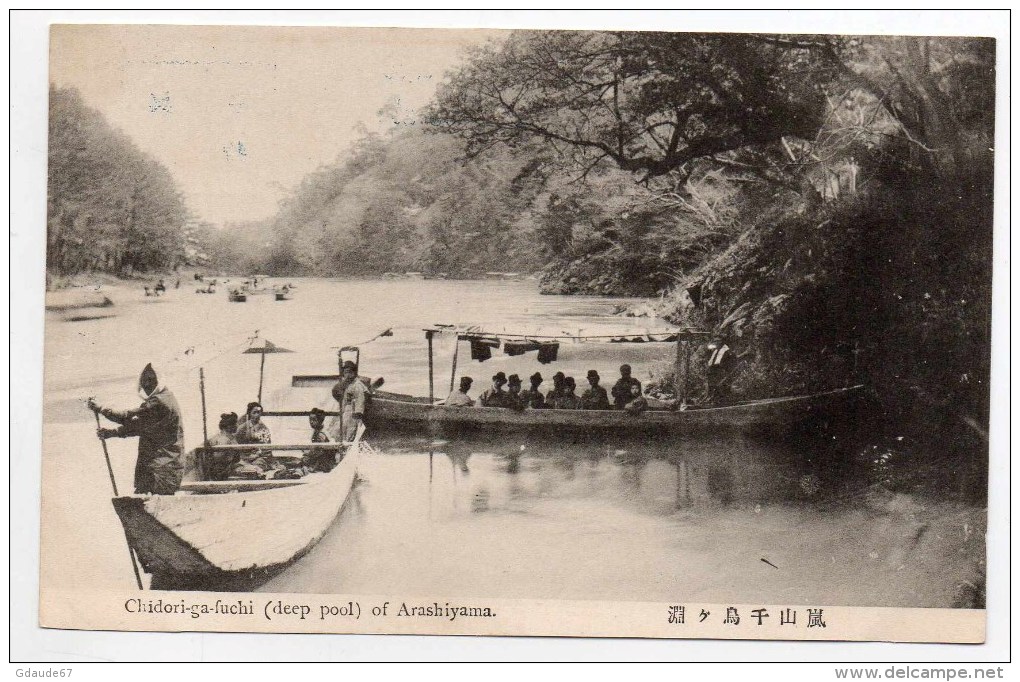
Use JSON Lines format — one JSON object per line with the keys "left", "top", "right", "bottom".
{"left": 372, "top": 384, "right": 864, "bottom": 414}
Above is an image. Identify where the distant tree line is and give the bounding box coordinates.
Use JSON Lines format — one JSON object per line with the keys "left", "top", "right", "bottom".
{"left": 47, "top": 85, "right": 188, "bottom": 277}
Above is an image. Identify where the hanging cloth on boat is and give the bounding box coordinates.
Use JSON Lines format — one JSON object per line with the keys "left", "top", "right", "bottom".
{"left": 536, "top": 342, "right": 559, "bottom": 364}
{"left": 503, "top": 339, "right": 541, "bottom": 357}
{"left": 466, "top": 336, "right": 500, "bottom": 362}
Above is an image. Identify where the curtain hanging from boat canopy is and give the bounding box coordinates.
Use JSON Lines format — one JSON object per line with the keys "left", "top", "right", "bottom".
{"left": 433, "top": 323, "right": 708, "bottom": 345}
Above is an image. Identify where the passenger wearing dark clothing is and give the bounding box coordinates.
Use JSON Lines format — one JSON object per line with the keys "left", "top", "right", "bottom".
{"left": 545, "top": 371, "right": 566, "bottom": 405}
{"left": 89, "top": 363, "right": 185, "bottom": 495}
{"left": 580, "top": 370, "right": 611, "bottom": 410}
{"left": 302, "top": 407, "right": 338, "bottom": 473}
{"left": 205, "top": 412, "right": 239, "bottom": 481}
{"left": 331, "top": 361, "right": 359, "bottom": 408}
{"left": 505, "top": 374, "right": 525, "bottom": 411}
{"left": 479, "top": 372, "right": 510, "bottom": 407}
{"left": 552, "top": 377, "right": 581, "bottom": 410}
{"left": 521, "top": 372, "right": 546, "bottom": 409}
{"left": 611, "top": 364, "right": 643, "bottom": 410}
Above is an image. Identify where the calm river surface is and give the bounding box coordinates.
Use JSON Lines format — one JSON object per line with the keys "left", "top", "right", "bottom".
{"left": 40, "top": 278, "right": 985, "bottom": 607}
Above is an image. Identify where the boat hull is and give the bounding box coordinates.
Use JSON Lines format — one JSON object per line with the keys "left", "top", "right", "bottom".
{"left": 112, "top": 443, "right": 361, "bottom": 591}
{"left": 366, "top": 386, "right": 863, "bottom": 437}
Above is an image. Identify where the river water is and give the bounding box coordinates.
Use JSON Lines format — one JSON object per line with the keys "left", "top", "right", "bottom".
{"left": 40, "top": 278, "right": 985, "bottom": 608}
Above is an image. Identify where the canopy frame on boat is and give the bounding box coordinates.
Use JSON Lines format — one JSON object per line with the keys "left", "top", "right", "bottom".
{"left": 422, "top": 324, "right": 711, "bottom": 406}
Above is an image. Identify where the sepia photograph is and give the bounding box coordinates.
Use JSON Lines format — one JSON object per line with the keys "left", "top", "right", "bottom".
{"left": 16, "top": 11, "right": 1005, "bottom": 656}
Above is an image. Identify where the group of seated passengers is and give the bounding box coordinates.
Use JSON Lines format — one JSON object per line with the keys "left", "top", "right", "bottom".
{"left": 203, "top": 402, "right": 339, "bottom": 481}
{"left": 445, "top": 364, "right": 647, "bottom": 413}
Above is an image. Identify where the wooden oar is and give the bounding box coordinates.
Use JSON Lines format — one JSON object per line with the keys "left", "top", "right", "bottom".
{"left": 93, "top": 411, "right": 143, "bottom": 590}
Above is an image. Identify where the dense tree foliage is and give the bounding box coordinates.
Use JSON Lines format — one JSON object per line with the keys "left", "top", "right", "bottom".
{"left": 431, "top": 31, "right": 995, "bottom": 464}
{"left": 221, "top": 130, "right": 550, "bottom": 277}
{"left": 47, "top": 86, "right": 188, "bottom": 276}
{"left": 427, "top": 31, "right": 833, "bottom": 179}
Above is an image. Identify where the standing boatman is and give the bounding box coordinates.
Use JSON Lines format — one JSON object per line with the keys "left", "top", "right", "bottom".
{"left": 336, "top": 361, "right": 369, "bottom": 442}
{"left": 88, "top": 363, "right": 185, "bottom": 495}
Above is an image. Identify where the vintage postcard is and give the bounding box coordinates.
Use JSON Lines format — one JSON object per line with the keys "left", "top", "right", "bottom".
{"left": 36, "top": 21, "right": 996, "bottom": 644}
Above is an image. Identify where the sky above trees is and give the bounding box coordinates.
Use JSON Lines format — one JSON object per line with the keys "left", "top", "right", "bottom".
{"left": 49, "top": 25, "right": 502, "bottom": 225}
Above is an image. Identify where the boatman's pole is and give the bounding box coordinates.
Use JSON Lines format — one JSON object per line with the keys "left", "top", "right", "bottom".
{"left": 92, "top": 410, "right": 144, "bottom": 590}
{"left": 426, "top": 330, "right": 435, "bottom": 404}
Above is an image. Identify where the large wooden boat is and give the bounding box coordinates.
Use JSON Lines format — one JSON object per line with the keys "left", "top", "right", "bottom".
{"left": 111, "top": 427, "right": 364, "bottom": 591}
{"left": 293, "top": 324, "right": 862, "bottom": 437}
{"left": 361, "top": 385, "right": 863, "bottom": 436}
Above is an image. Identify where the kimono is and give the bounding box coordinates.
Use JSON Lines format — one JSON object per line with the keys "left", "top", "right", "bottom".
{"left": 100, "top": 371, "right": 184, "bottom": 495}
{"left": 204, "top": 430, "right": 238, "bottom": 481}
{"left": 232, "top": 419, "right": 280, "bottom": 478}
{"left": 302, "top": 429, "right": 338, "bottom": 473}
{"left": 341, "top": 378, "right": 369, "bottom": 442}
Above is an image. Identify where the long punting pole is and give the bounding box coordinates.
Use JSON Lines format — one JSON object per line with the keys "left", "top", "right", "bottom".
{"left": 449, "top": 336, "right": 460, "bottom": 394}
{"left": 426, "top": 330, "right": 435, "bottom": 404}
{"left": 93, "top": 411, "right": 143, "bottom": 590}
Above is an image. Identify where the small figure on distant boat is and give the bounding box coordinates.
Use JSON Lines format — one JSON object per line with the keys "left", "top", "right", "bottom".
{"left": 445, "top": 376, "right": 475, "bottom": 407}
{"left": 174, "top": 278, "right": 180, "bottom": 289}
{"left": 144, "top": 286, "right": 154, "bottom": 297}
{"left": 154, "top": 278, "right": 166, "bottom": 295}
{"left": 545, "top": 371, "right": 566, "bottom": 405}
{"left": 204, "top": 412, "right": 239, "bottom": 481}
{"left": 552, "top": 376, "right": 581, "bottom": 410}
{"left": 521, "top": 372, "right": 546, "bottom": 409}
{"left": 580, "top": 370, "right": 611, "bottom": 410}
{"left": 479, "top": 371, "right": 509, "bottom": 408}
{"left": 88, "top": 363, "right": 184, "bottom": 495}
{"left": 611, "top": 364, "right": 642, "bottom": 410}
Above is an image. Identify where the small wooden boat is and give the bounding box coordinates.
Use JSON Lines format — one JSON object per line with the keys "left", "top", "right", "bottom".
{"left": 361, "top": 385, "right": 863, "bottom": 436}
{"left": 227, "top": 290, "right": 247, "bottom": 302}
{"left": 112, "top": 426, "right": 365, "bottom": 591}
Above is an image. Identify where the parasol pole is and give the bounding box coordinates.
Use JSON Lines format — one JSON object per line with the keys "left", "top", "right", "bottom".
{"left": 426, "top": 330, "right": 435, "bottom": 404}
{"left": 449, "top": 336, "right": 460, "bottom": 394}
{"left": 258, "top": 351, "right": 266, "bottom": 403}
{"left": 93, "top": 411, "right": 143, "bottom": 590}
